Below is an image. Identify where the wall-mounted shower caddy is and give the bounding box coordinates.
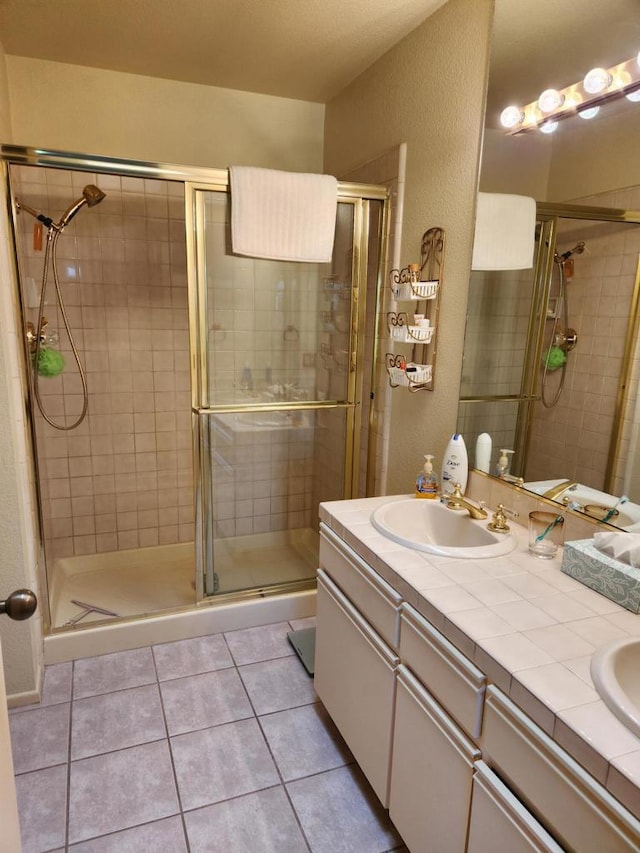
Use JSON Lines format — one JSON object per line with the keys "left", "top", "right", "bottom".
{"left": 385, "top": 226, "right": 445, "bottom": 391}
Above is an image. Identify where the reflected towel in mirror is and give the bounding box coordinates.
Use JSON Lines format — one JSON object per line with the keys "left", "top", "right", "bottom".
{"left": 471, "top": 192, "right": 536, "bottom": 270}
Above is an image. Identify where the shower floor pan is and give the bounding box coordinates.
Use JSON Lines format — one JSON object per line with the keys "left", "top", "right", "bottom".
{"left": 49, "top": 529, "right": 318, "bottom": 629}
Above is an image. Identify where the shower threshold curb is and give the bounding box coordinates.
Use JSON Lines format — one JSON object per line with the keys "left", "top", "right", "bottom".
{"left": 43, "top": 588, "right": 316, "bottom": 664}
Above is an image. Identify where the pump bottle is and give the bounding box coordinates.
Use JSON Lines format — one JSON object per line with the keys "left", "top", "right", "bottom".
{"left": 416, "top": 455, "right": 438, "bottom": 498}
{"left": 495, "top": 449, "right": 515, "bottom": 478}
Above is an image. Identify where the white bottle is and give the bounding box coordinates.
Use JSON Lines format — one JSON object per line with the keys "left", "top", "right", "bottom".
{"left": 441, "top": 434, "right": 469, "bottom": 495}
{"left": 475, "top": 433, "right": 492, "bottom": 474}
{"left": 495, "top": 449, "right": 515, "bottom": 478}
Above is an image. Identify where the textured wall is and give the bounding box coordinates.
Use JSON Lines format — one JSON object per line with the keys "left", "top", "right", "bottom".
{"left": 6, "top": 56, "right": 325, "bottom": 172}
{"left": 324, "top": 0, "right": 494, "bottom": 494}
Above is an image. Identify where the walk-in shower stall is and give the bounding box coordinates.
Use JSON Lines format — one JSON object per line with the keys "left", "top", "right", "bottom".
{"left": 3, "top": 147, "right": 388, "bottom": 634}
{"left": 458, "top": 201, "right": 640, "bottom": 498}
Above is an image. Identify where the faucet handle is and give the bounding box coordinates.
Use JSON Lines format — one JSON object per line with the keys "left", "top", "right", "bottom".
{"left": 487, "top": 503, "right": 515, "bottom": 533}
{"left": 446, "top": 482, "right": 465, "bottom": 508}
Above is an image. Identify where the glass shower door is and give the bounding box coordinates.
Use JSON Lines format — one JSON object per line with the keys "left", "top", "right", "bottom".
{"left": 189, "top": 185, "right": 371, "bottom": 597}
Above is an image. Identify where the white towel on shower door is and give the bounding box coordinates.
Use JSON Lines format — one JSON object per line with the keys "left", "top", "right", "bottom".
{"left": 229, "top": 166, "right": 338, "bottom": 263}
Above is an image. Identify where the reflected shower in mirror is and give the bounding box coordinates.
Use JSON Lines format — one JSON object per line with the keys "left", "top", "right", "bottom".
{"left": 458, "top": 0, "right": 640, "bottom": 530}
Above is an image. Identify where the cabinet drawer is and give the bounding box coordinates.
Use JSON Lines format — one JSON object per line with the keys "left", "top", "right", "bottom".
{"left": 400, "top": 603, "right": 486, "bottom": 738}
{"left": 319, "top": 523, "right": 402, "bottom": 649}
{"left": 315, "top": 569, "right": 399, "bottom": 807}
{"left": 390, "top": 665, "right": 480, "bottom": 853}
{"left": 467, "top": 761, "right": 565, "bottom": 853}
{"left": 482, "top": 687, "right": 640, "bottom": 853}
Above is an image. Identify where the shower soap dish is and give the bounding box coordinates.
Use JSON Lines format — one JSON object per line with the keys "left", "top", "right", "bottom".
{"left": 389, "top": 324, "right": 436, "bottom": 344}
{"left": 387, "top": 362, "right": 432, "bottom": 388}
{"left": 392, "top": 280, "right": 439, "bottom": 301}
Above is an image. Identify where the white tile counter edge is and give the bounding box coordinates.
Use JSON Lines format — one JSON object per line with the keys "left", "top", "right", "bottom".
{"left": 319, "top": 495, "right": 640, "bottom": 819}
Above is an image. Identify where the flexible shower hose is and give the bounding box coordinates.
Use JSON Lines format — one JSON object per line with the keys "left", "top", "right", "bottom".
{"left": 32, "top": 226, "right": 89, "bottom": 430}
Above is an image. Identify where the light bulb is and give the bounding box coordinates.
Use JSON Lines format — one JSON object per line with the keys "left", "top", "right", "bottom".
{"left": 539, "top": 120, "right": 558, "bottom": 134}
{"left": 583, "top": 67, "right": 612, "bottom": 94}
{"left": 500, "top": 105, "right": 524, "bottom": 129}
{"left": 626, "top": 88, "right": 640, "bottom": 102}
{"left": 578, "top": 107, "right": 600, "bottom": 120}
{"left": 537, "top": 89, "right": 564, "bottom": 113}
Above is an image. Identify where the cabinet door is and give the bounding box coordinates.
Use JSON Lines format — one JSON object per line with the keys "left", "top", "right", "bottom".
{"left": 483, "top": 687, "right": 640, "bottom": 853}
{"left": 467, "top": 761, "right": 565, "bottom": 853}
{"left": 315, "top": 569, "right": 399, "bottom": 806}
{"left": 389, "top": 665, "right": 480, "bottom": 853}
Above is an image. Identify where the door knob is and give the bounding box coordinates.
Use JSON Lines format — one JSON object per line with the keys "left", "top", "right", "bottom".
{"left": 0, "top": 589, "right": 37, "bottom": 621}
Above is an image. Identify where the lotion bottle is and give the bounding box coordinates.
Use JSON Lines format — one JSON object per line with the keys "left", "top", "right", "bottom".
{"left": 441, "top": 434, "right": 468, "bottom": 495}
{"left": 416, "top": 454, "right": 438, "bottom": 499}
{"left": 475, "top": 433, "right": 492, "bottom": 474}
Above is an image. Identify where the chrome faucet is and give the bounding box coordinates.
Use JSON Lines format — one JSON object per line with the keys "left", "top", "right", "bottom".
{"left": 443, "top": 483, "right": 488, "bottom": 520}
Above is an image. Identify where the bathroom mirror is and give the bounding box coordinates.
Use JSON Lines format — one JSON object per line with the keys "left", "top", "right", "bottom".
{"left": 457, "top": 0, "right": 640, "bottom": 530}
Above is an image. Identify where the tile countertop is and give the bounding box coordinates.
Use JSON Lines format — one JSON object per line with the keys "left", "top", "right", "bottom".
{"left": 319, "top": 494, "right": 640, "bottom": 821}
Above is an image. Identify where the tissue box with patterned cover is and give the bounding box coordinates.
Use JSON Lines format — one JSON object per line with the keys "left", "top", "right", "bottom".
{"left": 561, "top": 539, "right": 640, "bottom": 613}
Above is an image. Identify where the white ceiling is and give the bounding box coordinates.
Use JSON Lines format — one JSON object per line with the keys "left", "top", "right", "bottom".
{"left": 0, "top": 0, "right": 447, "bottom": 102}
{"left": 1, "top": 0, "right": 638, "bottom": 112}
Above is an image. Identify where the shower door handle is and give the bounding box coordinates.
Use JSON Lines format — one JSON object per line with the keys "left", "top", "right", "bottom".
{"left": 0, "top": 590, "right": 37, "bottom": 621}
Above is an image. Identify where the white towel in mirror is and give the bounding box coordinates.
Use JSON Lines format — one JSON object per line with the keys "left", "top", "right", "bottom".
{"left": 472, "top": 192, "right": 536, "bottom": 270}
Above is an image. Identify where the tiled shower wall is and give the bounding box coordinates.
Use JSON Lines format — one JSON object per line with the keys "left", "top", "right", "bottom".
{"left": 12, "top": 166, "right": 192, "bottom": 562}
{"left": 527, "top": 187, "right": 640, "bottom": 490}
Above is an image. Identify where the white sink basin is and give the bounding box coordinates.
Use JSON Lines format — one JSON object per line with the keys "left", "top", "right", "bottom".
{"left": 591, "top": 638, "right": 640, "bottom": 737}
{"left": 371, "top": 499, "right": 517, "bottom": 559}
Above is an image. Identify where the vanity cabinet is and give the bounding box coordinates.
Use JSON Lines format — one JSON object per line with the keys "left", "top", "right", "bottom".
{"left": 315, "top": 524, "right": 402, "bottom": 806}
{"left": 389, "top": 665, "right": 480, "bottom": 852}
{"left": 482, "top": 686, "right": 640, "bottom": 852}
{"left": 466, "top": 761, "right": 564, "bottom": 853}
{"left": 387, "top": 604, "right": 486, "bottom": 851}
{"left": 315, "top": 517, "right": 640, "bottom": 853}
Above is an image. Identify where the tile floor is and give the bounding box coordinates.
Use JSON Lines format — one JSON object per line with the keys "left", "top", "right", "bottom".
{"left": 9, "top": 618, "right": 406, "bottom": 853}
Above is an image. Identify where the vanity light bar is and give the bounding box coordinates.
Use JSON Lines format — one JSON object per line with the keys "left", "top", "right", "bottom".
{"left": 501, "top": 52, "right": 640, "bottom": 134}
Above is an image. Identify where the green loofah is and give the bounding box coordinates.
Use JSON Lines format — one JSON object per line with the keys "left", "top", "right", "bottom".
{"left": 542, "top": 345, "right": 567, "bottom": 372}
{"left": 36, "top": 348, "right": 65, "bottom": 377}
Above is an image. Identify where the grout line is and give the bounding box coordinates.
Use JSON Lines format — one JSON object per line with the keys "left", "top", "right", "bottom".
{"left": 65, "top": 660, "right": 75, "bottom": 851}
{"left": 151, "top": 638, "right": 192, "bottom": 853}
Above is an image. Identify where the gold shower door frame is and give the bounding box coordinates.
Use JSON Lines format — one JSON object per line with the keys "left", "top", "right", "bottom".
{"left": 185, "top": 178, "right": 389, "bottom": 600}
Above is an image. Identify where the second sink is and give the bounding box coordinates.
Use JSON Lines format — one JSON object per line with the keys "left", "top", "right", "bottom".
{"left": 591, "top": 637, "right": 640, "bottom": 738}
{"left": 371, "top": 498, "right": 517, "bottom": 559}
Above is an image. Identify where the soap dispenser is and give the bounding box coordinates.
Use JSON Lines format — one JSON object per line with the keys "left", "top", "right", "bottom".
{"left": 416, "top": 455, "right": 438, "bottom": 499}
{"left": 495, "top": 449, "right": 515, "bottom": 478}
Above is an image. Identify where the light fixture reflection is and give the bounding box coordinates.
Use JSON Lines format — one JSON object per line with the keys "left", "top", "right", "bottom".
{"left": 583, "top": 67, "right": 613, "bottom": 94}
{"left": 500, "top": 105, "right": 524, "bottom": 129}
{"left": 538, "top": 89, "right": 564, "bottom": 112}
{"left": 501, "top": 52, "right": 640, "bottom": 134}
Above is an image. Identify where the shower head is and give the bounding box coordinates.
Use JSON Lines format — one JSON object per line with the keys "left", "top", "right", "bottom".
{"left": 558, "top": 241, "right": 587, "bottom": 262}
{"left": 58, "top": 185, "right": 106, "bottom": 228}
{"left": 15, "top": 184, "right": 106, "bottom": 232}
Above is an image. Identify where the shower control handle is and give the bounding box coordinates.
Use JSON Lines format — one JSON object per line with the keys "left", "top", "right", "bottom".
{"left": 0, "top": 589, "right": 37, "bottom": 621}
